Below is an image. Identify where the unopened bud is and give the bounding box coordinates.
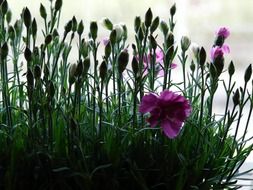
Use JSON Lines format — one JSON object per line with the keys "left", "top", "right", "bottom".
{"left": 24, "top": 47, "right": 32, "bottom": 62}
{"left": 114, "top": 24, "right": 123, "bottom": 41}
{"left": 69, "top": 63, "right": 77, "bottom": 85}
{"left": 71, "top": 16, "right": 77, "bottom": 32}
{"left": 6, "top": 10, "right": 11, "bottom": 24}
{"left": 26, "top": 68, "right": 34, "bottom": 87}
{"left": 244, "top": 64, "right": 252, "bottom": 83}
{"left": 145, "top": 8, "right": 153, "bottom": 28}
{"left": 83, "top": 57, "right": 90, "bottom": 74}
{"left": 90, "top": 21, "right": 98, "bottom": 41}
{"left": 132, "top": 56, "right": 139, "bottom": 75}
{"left": 110, "top": 29, "right": 117, "bottom": 45}
{"left": 150, "top": 16, "right": 160, "bottom": 34}
{"left": 160, "top": 20, "right": 169, "bottom": 37}
{"left": 45, "top": 34, "right": 52, "bottom": 45}
{"left": 199, "top": 47, "right": 206, "bottom": 66}
{"left": 32, "top": 18, "right": 37, "bottom": 38}
{"left": 134, "top": 16, "right": 141, "bottom": 33}
{"left": 181, "top": 36, "right": 191, "bottom": 52}
{"left": 228, "top": 61, "right": 235, "bottom": 76}
{"left": 137, "top": 27, "right": 144, "bottom": 42}
{"left": 166, "top": 32, "right": 174, "bottom": 49}
{"left": 149, "top": 35, "right": 157, "bottom": 50}
{"left": 105, "top": 42, "right": 111, "bottom": 59}
{"left": 8, "top": 26, "right": 15, "bottom": 40}
{"left": 118, "top": 51, "right": 129, "bottom": 74}
{"left": 1, "top": 0, "right": 8, "bottom": 16}
{"left": 0, "top": 42, "right": 8, "bottom": 60}
{"left": 170, "top": 4, "right": 176, "bottom": 17}
{"left": 99, "top": 61, "right": 107, "bottom": 81}
{"left": 64, "top": 20, "right": 72, "bottom": 35}
{"left": 34, "top": 65, "right": 41, "bottom": 79}
{"left": 233, "top": 89, "right": 240, "bottom": 106}
{"left": 102, "top": 17, "right": 113, "bottom": 30}
{"left": 75, "top": 60, "right": 83, "bottom": 77}
{"left": 55, "top": 0, "right": 62, "bottom": 12}
{"left": 190, "top": 61, "right": 195, "bottom": 72}
{"left": 40, "top": 3, "right": 47, "bottom": 20}
{"left": 23, "top": 7, "right": 31, "bottom": 29}
{"left": 77, "top": 20, "right": 84, "bottom": 36}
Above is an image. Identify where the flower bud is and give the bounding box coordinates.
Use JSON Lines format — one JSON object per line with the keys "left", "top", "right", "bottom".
{"left": 23, "top": 7, "right": 31, "bottom": 29}
{"left": 104, "top": 42, "right": 111, "bottom": 59}
{"left": 69, "top": 63, "right": 77, "bottom": 85}
{"left": 45, "top": 34, "right": 52, "bottom": 46}
{"left": 40, "top": 3, "right": 47, "bottom": 20}
{"left": 99, "top": 60, "right": 107, "bottom": 81}
{"left": 48, "top": 81, "right": 55, "bottom": 98}
{"left": 64, "top": 20, "right": 72, "bottom": 35}
{"left": 26, "top": 68, "right": 34, "bottom": 87}
{"left": 75, "top": 60, "right": 83, "bottom": 77}
{"left": 181, "top": 36, "right": 191, "bottom": 52}
{"left": 228, "top": 61, "right": 235, "bottom": 76}
{"left": 1, "top": 0, "right": 8, "bottom": 16}
{"left": 55, "top": 0, "right": 62, "bottom": 12}
{"left": 77, "top": 20, "right": 84, "bottom": 36}
{"left": 244, "top": 64, "right": 252, "bottom": 83}
{"left": 0, "top": 42, "right": 8, "bottom": 60}
{"left": 214, "top": 35, "right": 224, "bottom": 46}
{"left": 109, "top": 29, "right": 117, "bottom": 45}
{"left": 122, "top": 24, "right": 127, "bottom": 40}
{"left": 114, "top": 24, "right": 123, "bottom": 41}
{"left": 199, "top": 47, "right": 206, "bottom": 66}
{"left": 32, "top": 18, "right": 37, "bottom": 38}
{"left": 149, "top": 35, "right": 157, "bottom": 50}
{"left": 14, "top": 20, "right": 22, "bottom": 36}
{"left": 8, "top": 26, "right": 15, "bottom": 40}
{"left": 102, "top": 17, "right": 113, "bottom": 30}
{"left": 150, "top": 16, "right": 160, "bottom": 34}
{"left": 137, "top": 27, "right": 144, "bottom": 42}
{"left": 191, "top": 43, "right": 200, "bottom": 59}
{"left": 52, "top": 29, "right": 59, "bottom": 38}
{"left": 83, "top": 57, "right": 90, "bottom": 74}
{"left": 24, "top": 47, "right": 32, "bottom": 62}
{"left": 134, "top": 16, "right": 141, "bottom": 33}
{"left": 118, "top": 51, "right": 129, "bottom": 74}
{"left": 90, "top": 21, "right": 98, "bottom": 41}
{"left": 190, "top": 61, "right": 195, "bottom": 72}
{"left": 6, "top": 10, "right": 11, "bottom": 24}
{"left": 71, "top": 16, "right": 77, "bottom": 32}
{"left": 34, "top": 65, "right": 41, "bottom": 80}
{"left": 170, "top": 3, "right": 176, "bottom": 17}
{"left": 166, "top": 32, "right": 174, "bottom": 49}
{"left": 233, "top": 89, "right": 240, "bottom": 106}
{"left": 145, "top": 8, "right": 153, "bottom": 28}
{"left": 160, "top": 20, "right": 169, "bottom": 37}
{"left": 213, "top": 54, "right": 224, "bottom": 76}
{"left": 132, "top": 56, "right": 139, "bottom": 76}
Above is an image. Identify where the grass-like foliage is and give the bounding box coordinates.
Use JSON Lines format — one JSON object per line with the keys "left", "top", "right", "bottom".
{"left": 0, "top": 0, "right": 253, "bottom": 189}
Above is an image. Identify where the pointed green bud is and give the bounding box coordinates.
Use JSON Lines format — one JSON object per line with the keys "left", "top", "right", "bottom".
{"left": 69, "top": 63, "right": 77, "bottom": 85}
{"left": 191, "top": 43, "right": 200, "bottom": 59}
{"left": 213, "top": 55, "right": 224, "bottom": 76}
{"left": 165, "top": 45, "right": 174, "bottom": 63}
{"left": 132, "top": 56, "right": 139, "bottom": 76}
{"left": 181, "top": 36, "right": 191, "bottom": 52}
{"left": 83, "top": 57, "right": 90, "bottom": 74}
{"left": 48, "top": 81, "right": 55, "bottom": 98}
{"left": 52, "top": 29, "right": 59, "bottom": 38}
{"left": 90, "top": 21, "right": 98, "bottom": 41}
{"left": 75, "top": 60, "right": 84, "bottom": 77}
{"left": 166, "top": 32, "right": 174, "bottom": 49}
{"left": 55, "top": 0, "right": 62, "bottom": 12}
{"left": 40, "top": 3, "right": 47, "bottom": 20}
{"left": 32, "top": 18, "right": 37, "bottom": 38}
{"left": 45, "top": 34, "right": 52, "bottom": 45}
{"left": 1, "top": 0, "right": 8, "bottom": 16}
{"left": 190, "top": 61, "right": 195, "bottom": 72}
{"left": 110, "top": 29, "right": 117, "bottom": 45}
{"left": 160, "top": 20, "right": 169, "bottom": 37}
{"left": 0, "top": 42, "right": 8, "bottom": 60}
{"left": 8, "top": 26, "right": 15, "bottom": 40}
{"left": 118, "top": 51, "right": 129, "bottom": 74}
{"left": 170, "top": 3, "right": 176, "bottom": 17}
{"left": 150, "top": 16, "right": 160, "bottom": 34}
{"left": 99, "top": 60, "right": 107, "bottom": 81}
{"left": 199, "top": 47, "right": 206, "bottom": 66}
{"left": 6, "top": 10, "right": 12, "bottom": 24}
{"left": 228, "top": 61, "right": 235, "bottom": 76}
{"left": 71, "top": 16, "right": 77, "bottom": 32}
{"left": 26, "top": 68, "right": 34, "bottom": 87}
{"left": 23, "top": 7, "right": 31, "bottom": 29}
{"left": 77, "top": 20, "right": 84, "bottom": 36}
{"left": 102, "top": 17, "right": 113, "bottom": 30}
{"left": 24, "top": 47, "right": 32, "bottom": 62}
{"left": 122, "top": 24, "right": 127, "bottom": 40}
{"left": 137, "top": 27, "right": 144, "bottom": 42}
{"left": 145, "top": 8, "right": 153, "bottom": 27}
{"left": 34, "top": 65, "right": 41, "bottom": 80}
{"left": 244, "top": 64, "right": 252, "bottom": 83}
{"left": 233, "top": 89, "right": 240, "bottom": 106}
{"left": 134, "top": 16, "right": 141, "bottom": 33}
{"left": 149, "top": 35, "right": 157, "bottom": 50}
{"left": 64, "top": 20, "right": 72, "bottom": 35}
{"left": 105, "top": 42, "right": 111, "bottom": 59}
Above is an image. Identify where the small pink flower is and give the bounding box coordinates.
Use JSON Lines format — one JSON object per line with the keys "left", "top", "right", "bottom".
{"left": 102, "top": 37, "right": 110, "bottom": 46}
{"left": 210, "top": 44, "right": 230, "bottom": 61}
{"left": 139, "top": 90, "right": 191, "bottom": 138}
{"left": 142, "top": 48, "right": 177, "bottom": 76}
{"left": 216, "top": 27, "right": 230, "bottom": 39}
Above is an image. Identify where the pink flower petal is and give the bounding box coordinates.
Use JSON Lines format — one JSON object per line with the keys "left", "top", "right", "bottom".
{"left": 139, "top": 93, "right": 158, "bottom": 113}
{"left": 161, "top": 119, "right": 181, "bottom": 139}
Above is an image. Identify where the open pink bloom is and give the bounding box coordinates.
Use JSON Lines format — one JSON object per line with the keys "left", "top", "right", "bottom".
{"left": 139, "top": 90, "right": 191, "bottom": 138}
{"left": 142, "top": 48, "right": 177, "bottom": 76}
{"left": 210, "top": 45, "right": 230, "bottom": 61}
{"left": 216, "top": 27, "right": 230, "bottom": 39}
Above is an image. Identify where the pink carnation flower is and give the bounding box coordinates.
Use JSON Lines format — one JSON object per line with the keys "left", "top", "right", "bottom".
{"left": 210, "top": 45, "right": 230, "bottom": 61}
{"left": 142, "top": 48, "right": 177, "bottom": 76}
{"left": 139, "top": 90, "right": 191, "bottom": 138}
{"left": 216, "top": 27, "right": 230, "bottom": 39}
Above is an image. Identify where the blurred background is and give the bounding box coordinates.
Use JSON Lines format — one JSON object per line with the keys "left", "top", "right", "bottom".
{"left": 7, "top": 0, "right": 253, "bottom": 186}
